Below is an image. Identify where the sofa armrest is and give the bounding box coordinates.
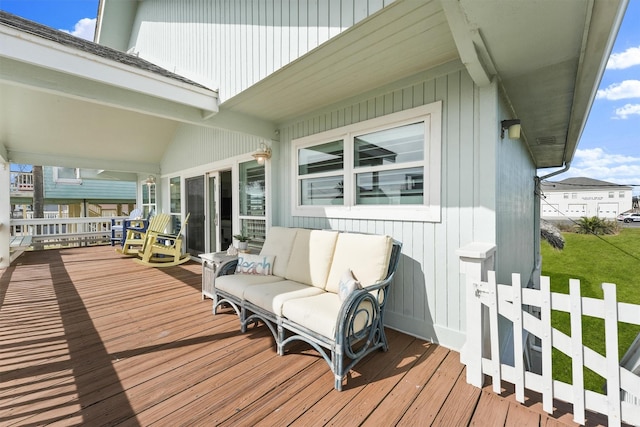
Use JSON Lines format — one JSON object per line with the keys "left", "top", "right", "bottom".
{"left": 334, "top": 240, "right": 401, "bottom": 359}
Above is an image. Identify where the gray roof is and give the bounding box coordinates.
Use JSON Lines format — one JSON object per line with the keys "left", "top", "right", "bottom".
{"left": 0, "top": 10, "right": 209, "bottom": 90}
{"left": 541, "top": 177, "right": 632, "bottom": 192}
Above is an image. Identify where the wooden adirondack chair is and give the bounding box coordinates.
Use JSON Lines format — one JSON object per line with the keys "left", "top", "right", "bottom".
{"left": 135, "top": 213, "right": 191, "bottom": 267}
{"left": 116, "top": 213, "right": 171, "bottom": 256}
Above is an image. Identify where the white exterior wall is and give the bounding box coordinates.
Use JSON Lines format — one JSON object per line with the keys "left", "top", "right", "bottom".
{"left": 161, "top": 125, "right": 270, "bottom": 175}
{"left": 541, "top": 188, "right": 632, "bottom": 219}
{"left": 139, "top": 1, "right": 540, "bottom": 350}
{"left": 275, "top": 63, "right": 504, "bottom": 349}
{"left": 495, "top": 107, "right": 537, "bottom": 286}
{"left": 129, "top": 0, "right": 396, "bottom": 102}
{"left": 158, "top": 62, "right": 538, "bottom": 350}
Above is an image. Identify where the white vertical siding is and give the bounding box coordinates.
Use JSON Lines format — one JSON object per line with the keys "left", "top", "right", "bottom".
{"left": 129, "top": 0, "right": 396, "bottom": 102}
{"left": 496, "top": 101, "right": 537, "bottom": 286}
{"left": 160, "top": 65, "right": 537, "bottom": 350}
{"left": 274, "top": 64, "right": 535, "bottom": 348}
{"left": 161, "top": 124, "right": 268, "bottom": 174}
{"left": 277, "top": 63, "right": 484, "bottom": 348}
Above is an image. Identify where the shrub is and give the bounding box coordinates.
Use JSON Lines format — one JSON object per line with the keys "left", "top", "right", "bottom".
{"left": 573, "top": 216, "right": 618, "bottom": 235}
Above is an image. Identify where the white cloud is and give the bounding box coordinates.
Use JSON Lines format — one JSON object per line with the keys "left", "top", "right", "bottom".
{"left": 60, "top": 18, "right": 96, "bottom": 42}
{"left": 564, "top": 148, "right": 640, "bottom": 194}
{"left": 596, "top": 80, "right": 640, "bottom": 100}
{"left": 574, "top": 148, "right": 640, "bottom": 166}
{"left": 607, "top": 46, "right": 640, "bottom": 69}
{"left": 614, "top": 103, "right": 640, "bottom": 119}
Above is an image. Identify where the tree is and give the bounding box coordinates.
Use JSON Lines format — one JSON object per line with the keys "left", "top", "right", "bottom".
{"left": 32, "top": 165, "right": 44, "bottom": 218}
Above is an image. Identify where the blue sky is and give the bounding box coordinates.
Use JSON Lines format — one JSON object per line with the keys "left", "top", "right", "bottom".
{"left": 1, "top": 0, "right": 639, "bottom": 194}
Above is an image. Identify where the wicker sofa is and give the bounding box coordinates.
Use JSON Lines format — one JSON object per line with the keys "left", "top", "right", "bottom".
{"left": 212, "top": 227, "right": 402, "bottom": 391}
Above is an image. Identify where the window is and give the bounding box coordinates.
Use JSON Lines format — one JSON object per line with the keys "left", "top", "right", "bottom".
{"left": 298, "top": 140, "right": 344, "bottom": 206}
{"left": 563, "top": 193, "right": 569, "bottom": 199}
{"left": 141, "top": 181, "right": 156, "bottom": 218}
{"left": 239, "top": 160, "right": 266, "bottom": 246}
{"left": 292, "top": 102, "right": 441, "bottom": 221}
{"left": 609, "top": 191, "right": 614, "bottom": 198}
{"left": 169, "top": 176, "right": 181, "bottom": 233}
{"left": 619, "top": 191, "right": 625, "bottom": 198}
{"left": 170, "top": 177, "right": 181, "bottom": 213}
{"left": 53, "top": 167, "right": 81, "bottom": 184}
{"left": 571, "top": 193, "right": 577, "bottom": 199}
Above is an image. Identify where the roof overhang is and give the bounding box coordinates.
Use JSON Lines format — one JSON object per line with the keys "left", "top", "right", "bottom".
{"left": 1, "top": 0, "right": 628, "bottom": 172}
{"left": 0, "top": 20, "right": 218, "bottom": 120}
{"left": 0, "top": 14, "right": 220, "bottom": 172}
{"left": 220, "top": 0, "right": 627, "bottom": 169}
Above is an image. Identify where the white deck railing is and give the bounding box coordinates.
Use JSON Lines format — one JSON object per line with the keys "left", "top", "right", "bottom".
{"left": 10, "top": 171, "right": 34, "bottom": 192}
{"left": 463, "top": 272, "right": 640, "bottom": 427}
{"left": 10, "top": 216, "right": 126, "bottom": 248}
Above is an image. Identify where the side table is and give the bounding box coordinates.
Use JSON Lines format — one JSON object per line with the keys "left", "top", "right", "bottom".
{"left": 199, "top": 252, "right": 238, "bottom": 301}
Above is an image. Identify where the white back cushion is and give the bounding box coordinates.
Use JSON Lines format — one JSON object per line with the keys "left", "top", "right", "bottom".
{"left": 325, "top": 233, "right": 393, "bottom": 293}
{"left": 259, "top": 227, "right": 299, "bottom": 277}
{"left": 285, "top": 229, "right": 339, "bottom": 288}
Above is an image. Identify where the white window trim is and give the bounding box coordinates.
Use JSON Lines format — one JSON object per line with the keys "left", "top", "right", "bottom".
{"left": 291, "top": 102, "right": 442, "bottom": 222}
{"left": 237, "top": 158, "right": 269, "bottom": 240}
{"left": 53, "top": 167, "right": 82, "bottom": 185}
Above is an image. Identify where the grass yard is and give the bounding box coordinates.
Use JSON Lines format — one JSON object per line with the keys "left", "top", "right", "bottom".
{"left": 540, "top": 227, "right": 640, "bottom": 393}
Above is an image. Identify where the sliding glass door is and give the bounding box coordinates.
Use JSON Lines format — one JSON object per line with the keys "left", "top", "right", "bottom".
{"left": 185, "top": 176, "right": 205, "bottom": 256}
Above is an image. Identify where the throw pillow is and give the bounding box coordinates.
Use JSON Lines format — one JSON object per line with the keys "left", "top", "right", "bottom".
{"left": 235, "top": 254, "right": 275, "bottom": 275}
{"left": 338, "top": 269, "right": 362, "bottom": 302}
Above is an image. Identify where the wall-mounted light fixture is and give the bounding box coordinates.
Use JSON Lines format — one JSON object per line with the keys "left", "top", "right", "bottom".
{"left": 144, "top": 175, "right": 156, "bottom": 186}
{"left": 252, "top": 142, "right": 272, "bottom": 165}
{"left": 501, "top": 119, "right": 521, "bottom": 139}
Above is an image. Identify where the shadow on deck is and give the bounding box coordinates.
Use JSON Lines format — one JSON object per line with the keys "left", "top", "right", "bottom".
{"left": 0, "top": 246, "right": 596, "bottom": 425}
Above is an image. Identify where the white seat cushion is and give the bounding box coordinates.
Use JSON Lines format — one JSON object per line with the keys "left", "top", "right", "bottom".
{"left": 259, "top": 227, "right": 299, "bottom": 277}
{"left": 285, "top": 229, "right": 339, "bottom": 289}
{"left": 243, "top": 280, "right": 324, "bottom": 316}
{"left": 325, "top": 233, "right": 393, "bottom": 293}
{"left": 281, "top": 293, "right": 374, "bottom": 339}
{"left": 215, "top": 274, "right": 282, "bottom": 299}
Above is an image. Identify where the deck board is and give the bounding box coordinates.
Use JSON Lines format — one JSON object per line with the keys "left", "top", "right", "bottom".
{"left": 0, "top": 246, "right": 595, "bottom": 426}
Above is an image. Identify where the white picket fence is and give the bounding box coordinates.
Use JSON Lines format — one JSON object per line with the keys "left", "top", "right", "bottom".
{"left": 464, "top": 272, "right": 640, "bottom": 427}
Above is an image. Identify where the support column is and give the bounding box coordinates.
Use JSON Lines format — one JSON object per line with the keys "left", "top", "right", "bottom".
{"left": 1, "top": 162, "right": 11, "bottom": 267}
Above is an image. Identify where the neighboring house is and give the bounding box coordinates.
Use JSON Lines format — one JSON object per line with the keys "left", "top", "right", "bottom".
{"left": 541, "top": 177, "right": 633, "bottom": 220}
{"left": 0, "top": 0, "right": 627, "bottom": 356}
{"left": 10, "top": 166, "right": 137, "bottom": 218}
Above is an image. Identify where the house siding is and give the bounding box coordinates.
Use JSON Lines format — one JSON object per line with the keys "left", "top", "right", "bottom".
{"left": 160, "top": 62, "right": 537, "bottom": 349}
{"left": 161, "top": 125, "right": 269, "bottom": 175}
{"left": 275, "top": 63, "right": 487, "bottom": 348}
{"left": 495, "top": 105, "right": 537, "bottom": 286}
{"left": 146, "top": 5, "right": 539, "bottom": 350}
{"left": 42, "top": 167, "right": 136, "bottom": 203}
{"left": 128, "top": 0, "right": 396, "bottom": 101}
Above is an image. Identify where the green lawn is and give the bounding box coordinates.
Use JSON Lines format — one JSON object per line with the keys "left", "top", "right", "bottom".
{"left": 540, "top": 227, "right": 640, "bottom": 393}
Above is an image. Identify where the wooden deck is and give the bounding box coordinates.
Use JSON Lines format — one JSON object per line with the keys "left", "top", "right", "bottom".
{"left": 0, "top": 246, "right": 593, "bottom": 426}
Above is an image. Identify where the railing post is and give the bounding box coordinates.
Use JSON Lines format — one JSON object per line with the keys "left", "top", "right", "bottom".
{"left": 457, "top": 242, "right": 496, "bottom": 388}
{"left": 603, "top": 282, "right": 622, "bottom": 427}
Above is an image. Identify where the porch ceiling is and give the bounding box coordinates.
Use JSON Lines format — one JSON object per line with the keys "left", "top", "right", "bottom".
{"left": 0, "top": 10, "right": 219, "bottom": 173}
{"left": 221, "top": 0, "right": 458, "bottom": 125}
{"left": 222, "top": 0, "right": 626, "bottom": 169}
{"left": 0, "top": 0, "right": 626, "bottom": 172}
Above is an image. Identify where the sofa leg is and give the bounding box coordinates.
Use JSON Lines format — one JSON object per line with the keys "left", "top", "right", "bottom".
{"left": 333, "top": 349, "right": 344, "bottom": 391}
{"left": 240, "top": 306, "right": 247, "bottom": 332}
{"left": 334, "top": 375, "right": 343, "bottom": 391}
{"left": 277, "top": 324, "right": 285, "bottom": 355}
